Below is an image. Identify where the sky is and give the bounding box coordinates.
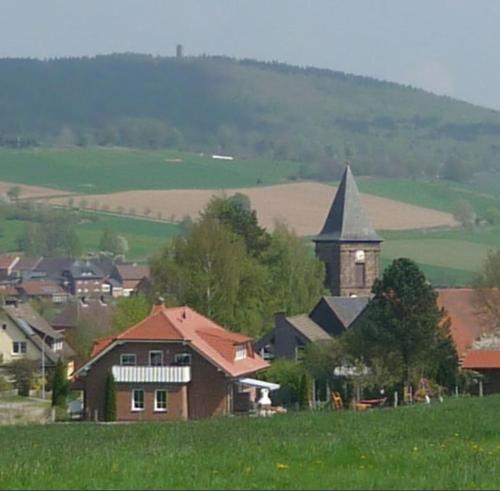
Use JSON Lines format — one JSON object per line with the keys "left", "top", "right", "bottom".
{"left": 1, "top": 0, "right": 500, "bottom": 109}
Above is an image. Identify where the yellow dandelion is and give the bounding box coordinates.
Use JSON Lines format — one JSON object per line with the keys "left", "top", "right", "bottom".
{"left": 276, "top": 463, "right": 289, "bottom": 470}
{"left": 361, "top": 455, "right": 366, "bottom": 459}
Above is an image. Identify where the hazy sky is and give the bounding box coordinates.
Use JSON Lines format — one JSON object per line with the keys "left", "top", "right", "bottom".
{"left": 2, "top": 0, "right": 500, "bottom": 109}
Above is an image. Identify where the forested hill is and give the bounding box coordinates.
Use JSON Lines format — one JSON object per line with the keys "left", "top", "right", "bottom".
{"left": 2, "top": 53, "right": 500, "bottom": 180}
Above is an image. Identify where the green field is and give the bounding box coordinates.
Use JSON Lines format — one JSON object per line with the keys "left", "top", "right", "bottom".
{"left": 1, "top": 396, "right": 500, "bottom": 489}
{"left": 358, "top": 177, "right": 500, "bottom": 216}
{"left": 0, "top": 147, "right": 300, "bottom": 194}
{"left": 380, "top": 226, "right": 500, "bottom": 286}
{"left": 0, "top": 213, "right": 179, "bottom": 261}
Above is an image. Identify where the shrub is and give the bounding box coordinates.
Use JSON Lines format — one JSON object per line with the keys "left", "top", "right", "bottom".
{"left": 6, "top": 359, "right": 37, "bottom": 396}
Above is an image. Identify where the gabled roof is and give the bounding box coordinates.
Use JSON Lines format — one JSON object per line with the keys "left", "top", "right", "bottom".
{"left": 51, "top": 298, "right": 114, "bottom": 330}
{"left": 78, "top": 305, "right": 268, "bottom": 378}
{"left": 17, "top": 280, "right": 67, "bottom": 297}
{"left": 34, "top": 257, "right": 74, "bottom": 279}
{"left": 285, "top": 314, "right": 331, "bottom": 342}
{"left": 0, "top": 255, "right": 19, "bottom": 270}
{"left": 115, "top": 264, "right": 150, "bottom": 281}
{"left": 322, "top": 296, "right": 369, "bottom": 328}
{"left": 314, "top": 165, "right": 382, "bottom": 242}
{"left": 66, "top": 261, "right": 104, "bottom": 279}
{"left": 15, "top": 256, "right": 43, "bottom": 271}
{"left": 462, "top": 350, "right": 500, "bottom": 369}
{"left": 4, "top": 303, "right": 63, "bottom": 341}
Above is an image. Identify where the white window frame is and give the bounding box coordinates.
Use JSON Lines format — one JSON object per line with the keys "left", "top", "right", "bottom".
{"left": 12, "top": 341, "right": 27, "bottom": 355}
{"left": 120, "top": 353, "right": 137, "bottom": 366}
{"left": 154, "top": 389, "right": 168, "bottom": 412}
{"left": 174, "top": 353, "right": 192, "bottom": 366}
{"left": 131, "top": 389, "right": 145, "bottom": 411}
{"left": 235, "top": 344, "right": 247, "bottom": 361}
{"left": 149, "top": 350, "right": 163, "bottom": 366}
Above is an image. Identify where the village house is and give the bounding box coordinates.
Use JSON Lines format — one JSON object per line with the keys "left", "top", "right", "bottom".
{"left": 106, "top": 263, "right": 150, "bottom": 297}
{"left": 51, "top": 296, "right": 114, "bottom": 334}
{"left": 0, "top": 302, "right": 75, "bottom": 374}
{"left": 61, "top": 261, "right": 108, "bottom": 297}
{"left": 16, "top": 279, "right": 70, "bottom": 304}
{"left": 72, "top": 303, "right": 269, "bottom": 421}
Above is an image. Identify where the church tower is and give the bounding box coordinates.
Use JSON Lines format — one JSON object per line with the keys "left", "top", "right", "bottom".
{"left": 313, "top": 165, "right": 382, "bottom": 297}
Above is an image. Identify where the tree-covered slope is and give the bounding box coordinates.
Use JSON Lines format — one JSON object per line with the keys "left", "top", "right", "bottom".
{"left": 2, "top": 53, "right": 500, "bottom": 178}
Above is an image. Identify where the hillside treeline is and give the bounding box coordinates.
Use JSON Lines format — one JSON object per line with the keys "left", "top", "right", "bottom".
{"left": 2, "top": 54, "right": 500, "bottom": 180}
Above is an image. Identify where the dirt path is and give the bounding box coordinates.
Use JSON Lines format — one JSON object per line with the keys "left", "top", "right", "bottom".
{"left": 0, "top": 181, "right": 77, "bottom": 200}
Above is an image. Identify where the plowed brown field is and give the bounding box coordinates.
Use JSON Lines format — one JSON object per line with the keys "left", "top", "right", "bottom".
{"left": 50, "top": 182, "right": 456, "bottom": 234}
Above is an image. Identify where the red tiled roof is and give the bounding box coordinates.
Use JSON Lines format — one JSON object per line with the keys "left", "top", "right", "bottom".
{"left": 18, "top": 280, "right": 66, "bottom": 296}
{"left": 122, "top": 279, "right": 141, "bottom": 290}
{"left": 90, "top": 335, "right": 115, "bottom": 358}
{"left": 116, "top": 264, "right": 150, "bottom": 281}
{"left": 0, "top": 255, "right": 19, "bottom": 270}
{"left": 86, "top": 305, "right": 268, "bottom": 378}
{"left": 462, "top": 350, "right": 500, "bottom": 369}
{"left": 437, "top": 289, "right": 488, "bottom": 358}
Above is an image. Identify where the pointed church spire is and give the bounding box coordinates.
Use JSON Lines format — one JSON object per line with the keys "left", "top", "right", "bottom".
{"left": 315, "top": 164, "right": 382, "bottom": 242}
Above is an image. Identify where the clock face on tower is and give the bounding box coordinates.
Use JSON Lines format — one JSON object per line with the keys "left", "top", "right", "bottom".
{"left": 355, "top": 250, "right": 365, "bottom": 263}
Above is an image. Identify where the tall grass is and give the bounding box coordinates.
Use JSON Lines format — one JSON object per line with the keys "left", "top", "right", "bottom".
{"left": 1, "top": 396, "right": 500, "bottom": 489}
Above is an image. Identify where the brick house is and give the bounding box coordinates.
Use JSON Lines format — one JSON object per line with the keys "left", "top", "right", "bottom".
{"left": 72, "top": 303, "right": 269, "bottom": 421}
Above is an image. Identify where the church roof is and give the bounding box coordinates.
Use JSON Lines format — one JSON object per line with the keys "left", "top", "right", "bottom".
{"left": 314, "top": 165, "right": 382, "bottom": 243}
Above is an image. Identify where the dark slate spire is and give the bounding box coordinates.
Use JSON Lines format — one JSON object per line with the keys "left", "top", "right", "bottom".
{"left": 314, "top": 165, "right": 382, "bottom": 242}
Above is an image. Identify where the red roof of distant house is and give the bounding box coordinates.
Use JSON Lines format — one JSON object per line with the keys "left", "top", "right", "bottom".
{"left": 437, "top": 289, "right": 488, "bottom": 358}
{"left": 462, "top": 350, "right": 500, "bottom": 369}
{"left": 82, "top": 305, "right": 268, "bottom": 378}
{"left": 17, "top": 280, "right": 66, "bottom": 297}
{"left": 0, "top": 255, "right": 19, "bottom": 270}
{"left": 115, "top": 264, "right": 150, "bottom": 281}
{"left": 0, "top": 285, "right": 19, "bottom": 297}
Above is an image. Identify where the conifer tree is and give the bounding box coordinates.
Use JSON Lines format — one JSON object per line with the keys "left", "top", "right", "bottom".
{"left": 104, "top": 371, "right": 117, "bottom": 422}
{"left": 51, "top": 358, "right": 67, "bottom": 408}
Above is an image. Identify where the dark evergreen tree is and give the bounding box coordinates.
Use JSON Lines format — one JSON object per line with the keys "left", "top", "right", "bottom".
{"left": 104, "top": 371, "right": 117, "bottom": 422}
{"left": 344, "top": 258, "right": 458, "bottom": 386}
{"left": 298, "top": 373, "right": 310, "bottom": 410}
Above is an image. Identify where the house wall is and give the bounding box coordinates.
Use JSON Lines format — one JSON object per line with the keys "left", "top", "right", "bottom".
{"left": 273, "top": 314, "right": 310, "bottom": 360}
{"left": 315, "top": 242, "right": 380, "bottom": 297}
{"left": 82, "top": 342, "right": 229, "bottom": 421}
{"left": 0, "top": 312, "right": 41, "bottom": 364}
{"left": 477, "top": 369, "right": 500, "bottom": 395}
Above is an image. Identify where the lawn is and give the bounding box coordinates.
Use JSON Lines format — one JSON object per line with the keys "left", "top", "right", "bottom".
{"left": 0, "top": 147, "right": 301, "bottom": 194}
{"left": 1, "top": 396, "right": 500, "bottom": 489}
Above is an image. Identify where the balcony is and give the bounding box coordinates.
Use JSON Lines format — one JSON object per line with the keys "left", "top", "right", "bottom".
{"left": 111, "top": 365, "right": 191, "bottom": 383}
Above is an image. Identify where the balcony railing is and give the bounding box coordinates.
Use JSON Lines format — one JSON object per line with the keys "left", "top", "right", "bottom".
{"left": 111, "top": 365, "right": 191, "bottom": 383}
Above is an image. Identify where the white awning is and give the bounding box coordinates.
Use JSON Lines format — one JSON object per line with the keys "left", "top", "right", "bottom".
{"left": 238, "top": 378, "right": 280, "bottom": 391}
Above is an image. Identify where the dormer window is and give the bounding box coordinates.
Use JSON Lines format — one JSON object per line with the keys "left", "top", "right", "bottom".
{"left": 235, "top": 344, "right": 247, "bottom": 361}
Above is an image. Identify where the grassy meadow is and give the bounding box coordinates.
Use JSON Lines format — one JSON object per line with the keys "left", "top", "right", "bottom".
{"left": 0, "top": 147, "right": 301, "bottom": 194}
{"left": 1, "top": 396, "right": 500, "bottom": 489}
{"left": 0, "top": 213, "right": 178, "bottom": 261}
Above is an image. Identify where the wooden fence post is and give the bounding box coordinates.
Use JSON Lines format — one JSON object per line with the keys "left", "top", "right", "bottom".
{"left": 394, "top": 391, "right": 398, "bottom": 408}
